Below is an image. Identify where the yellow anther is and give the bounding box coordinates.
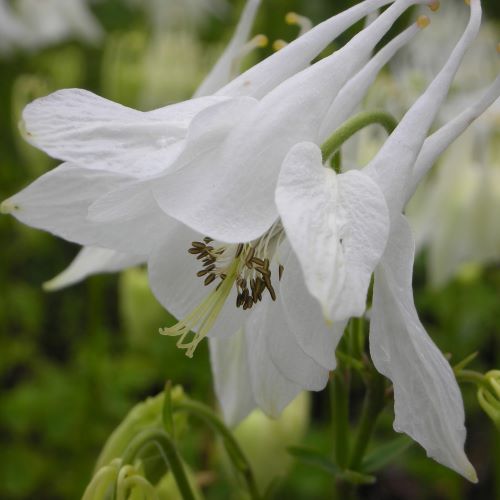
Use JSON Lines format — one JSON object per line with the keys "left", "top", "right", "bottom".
{"left": 285, "top": 11, "right": 313, "bottom": 35}
{"left": 428, "top": 0, "right": 440, "bottom": 11}
{"left": 285, "top": 12, "right": 299, "bottom": 25}
{"left": 416, "top": 15, "right": 431, "bottom": 29}
{"left": 273, "top": 39, "right": 288, "bottom": 51}
{"left": 251, "top": 34, "right": 268, "bottom": 49}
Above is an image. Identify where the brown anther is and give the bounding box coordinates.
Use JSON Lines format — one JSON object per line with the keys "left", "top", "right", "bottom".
{"left": 251, "top": 257, "right": 265, "bottom": 267}
{"left": 246, "top": 247, "right": 255, "bottom": 262}
{"left": 235, "top": 243, "right": 244, "bottom": 258}
{"left": 263, "top": 275, "right": 276, "bottom": 301}
{"left": 196, "top": 252, "right": 208, "bottom": 260}
{"left": 188, "top": 248, "right": 203, "bottom": 254}
{"left": 191, "top": 241, "right": 205, "bottom": 249}
{"left": 204, "top": 264, "right": 216, "bottom": 272}
{"left": 236, "top": 294, "right": 243, "bottom": 307}
{"left": 204, "top": 274, "right": 216, "bottom": 286}
{"left": 197, "top": 269, "right": 210, "bottom": 277}
{"left": 279, "top": 265, "right": 284, "bottom": 281}
{"left": 203, "top": 237, "right": 213, "bottom": 243}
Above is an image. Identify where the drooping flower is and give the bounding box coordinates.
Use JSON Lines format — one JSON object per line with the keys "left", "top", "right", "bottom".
{"left": 2, "top": 0, "right": 497, "bottom": 482}
{"left": 7, "top": 0, "right": 401, "bottom": 290}
{"left": 0, "top": 0, "right": 103, "bottom": 53}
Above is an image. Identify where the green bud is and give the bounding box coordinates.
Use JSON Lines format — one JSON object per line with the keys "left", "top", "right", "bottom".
{"left": 95, "top": 387, "right": 185, "bottom": 470}
{"left": 477, "top": 370, "right": 500, "bottom": 429}
{"left": 230, "top": 392, "right": 310, "bottom": 490}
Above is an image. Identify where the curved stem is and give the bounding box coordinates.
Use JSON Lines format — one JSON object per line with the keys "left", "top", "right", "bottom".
{"left": 348, "top": 371, "right": 386, "bottom": 471}
{"left": 456, "top": 369, "right": 489, "bottom": 390}
{"left": 173, "top": 399, "right": 261, "bottom": 500}
{"left": 331, "top": 370, "right": 350, "bottom": 469}
{"left": 321, "top": 110, "right": 398, "bottom": 163}
{"left": 122, "top": 428, "right": 196, "bottom": 500}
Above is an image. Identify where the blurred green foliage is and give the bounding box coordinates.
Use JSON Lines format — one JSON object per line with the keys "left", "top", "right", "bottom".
{"left": 0, "top": 1, "right": 499, "bottom": 499}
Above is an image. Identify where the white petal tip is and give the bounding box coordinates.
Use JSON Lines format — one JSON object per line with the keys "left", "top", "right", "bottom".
{"left": 42, "top": 279, "right": 60, "bottom": 292}
{"left": 0, "top": 199, "right": 19, "bottom": 214}
{"left": 18, "top": 119, "right": 31, "bottom": 140}
{"left": 464, "top": 464, "right": 478, "bottom": 483}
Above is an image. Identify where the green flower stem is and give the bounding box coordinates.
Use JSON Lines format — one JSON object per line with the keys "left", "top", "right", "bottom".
{"left": 173, "top": 399, "right": 261, "bottom": 500}
{"left": 348, "top": 370, "right": 386, "bottom": 471}
{"left": 121, "top": 428, "right": 196, "bottom": 500}
{"left": 331, "top": 370, "right": 350, "bottom": 469}
{"left": 321, "top": 110, "right": 398, "bottom": 166}
{"left": 455, "top": 369, "right": 489, "bottom": 390}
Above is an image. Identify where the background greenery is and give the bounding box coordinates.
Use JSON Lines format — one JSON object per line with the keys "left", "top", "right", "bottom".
{"left": 0, "top": 0, "right": 499, "bottom": 498}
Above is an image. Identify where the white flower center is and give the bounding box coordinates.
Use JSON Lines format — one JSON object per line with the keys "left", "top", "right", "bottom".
{"left": 159, "top": 223, "right": 285, "bottom": 357}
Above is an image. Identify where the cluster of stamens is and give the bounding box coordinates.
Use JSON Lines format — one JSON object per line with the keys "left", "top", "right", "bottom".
{"left": 160, "top": 225, "right": 285, "bottom": 358}
{"left": 188, "top": 236, "right": 284, "bottom": 311}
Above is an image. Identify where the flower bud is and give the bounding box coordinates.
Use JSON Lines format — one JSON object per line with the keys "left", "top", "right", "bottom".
{"left": 230, "top": 392, "right": 310, "bottom": 489}
{"left": 477, "top": 370, "right": 500, "bottom": 429}
{"left": 95, "top": 387, "right": 185, "bottom": 470}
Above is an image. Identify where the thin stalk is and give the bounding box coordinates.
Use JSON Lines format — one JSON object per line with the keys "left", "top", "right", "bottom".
{"left": 122, "top": 428, "right": 196, "bottom": 500}
{"left": 173, "top": 399, "right": 261, "bottom": 500}
{"left": 331, "top": 370, "right": 350, "bottom": 469}
{"left": 348, "top": 372, "right": 386, "bottom": 471}
{"left": 321, "top": 110, "right": 398, "bottom": 162}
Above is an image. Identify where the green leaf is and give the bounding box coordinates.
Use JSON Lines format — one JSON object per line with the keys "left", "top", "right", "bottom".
{"left": 340, "top": 469, "right": 376, "bottom": 485}
{"left": 287, "top": 446, "right": 339, "bottom": 475}
{"left": 361, "top": 436, "right": 412, "bottom": 473}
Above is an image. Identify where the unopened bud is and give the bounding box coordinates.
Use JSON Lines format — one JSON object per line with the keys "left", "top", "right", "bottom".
{"left": 477, "top": 370, "right": 500, "bottom": 429}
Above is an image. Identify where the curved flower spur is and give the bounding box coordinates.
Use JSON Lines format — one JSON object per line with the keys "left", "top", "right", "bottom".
{"left": 2, "top": 0, "right": 499, "bottom": 483}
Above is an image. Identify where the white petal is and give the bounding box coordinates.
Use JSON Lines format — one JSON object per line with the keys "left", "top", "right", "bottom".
{"left": 319, "top": 21, "right": 422, "bottom": 141}
{"left": 195, "top": 0, "right": 261, "bottom": 97}
{"left": 259, "top": 294, "right": 329, "bottom": 391}
{"left": 22, "top": 89, "right": 227, "bottom": 178}
{"left": 44, "top": 246, "right": 144, "bottom": 291}
{"left": 153, "top": 0, "right": 422, "bottom": 243}
{"left": 218, "top": 0, "right": 395, "bottom": 98}
{"left": 406, "top": 74, "right": 500, "bottom": 202}
{"left": 209, "top": 330, "right": 256, "bottom": 426}
{"left": 279, "top": 244, "right": 347, "bottom": 371}
{"left": 1, "top": 163, "right": 173, "bottom": 254}
{"left": 369, "top": 215, "right": 477, "bottom": 482}
{"left": 276, "top": 142, "right": 389, "bottom": 322}
{"left": 364, "top": 0, "right": 482, "bottom": 214}
{"left": 147, "top": 225, "right": 246, "bottom": 340}
{"left": 244, "top": 306, "right": 303, "bottom": 418}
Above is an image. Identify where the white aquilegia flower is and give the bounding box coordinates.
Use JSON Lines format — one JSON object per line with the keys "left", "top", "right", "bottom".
{"left": 2, "top": 0, "right": 498, "bottom": 482}
{"left": 0, "top": 0, "right": 103, "bottom": 54}
{"left": 8, "top": 0, "right": 399, "bottom": 289}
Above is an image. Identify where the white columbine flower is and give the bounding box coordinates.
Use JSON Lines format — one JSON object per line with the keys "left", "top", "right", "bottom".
{"left": 8, "top": 0, "right": 399, "bottom": 289}
{"left": 2, "top": 0, "right": 497, "bottom": 482}
{"left": 0, "top": 0, "right": 103, "bottom": 53}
